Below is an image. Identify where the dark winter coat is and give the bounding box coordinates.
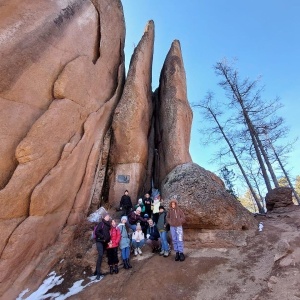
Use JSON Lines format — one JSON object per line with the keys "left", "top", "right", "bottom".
{"left": 120, "top": 195, "right": 133, "bottom": 209}
{"left": 95, "top": 219, "right": 111, "bottom": 243}
{"left": 147, "top": 224, "right": 160, "bottom": 241}
{"left": 166, "top": 199, "right": 186, "bottom": 227}
{"left": 128, "top": 211, "right": 146, "bottom": 225}
{"left": 143, "top": 196, "right": 153, "bottom": 212}
{"left": 157, "top": 211, "right": 167, "bottom": 232}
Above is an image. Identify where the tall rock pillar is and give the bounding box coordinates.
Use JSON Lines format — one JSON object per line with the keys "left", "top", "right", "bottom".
{"left": 108, "top": 21, "right": 154, "bottom": 207}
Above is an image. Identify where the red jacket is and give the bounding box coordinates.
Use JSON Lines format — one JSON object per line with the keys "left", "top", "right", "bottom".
{"left": 107, "top": 226, "right": 121, "bottom": 248}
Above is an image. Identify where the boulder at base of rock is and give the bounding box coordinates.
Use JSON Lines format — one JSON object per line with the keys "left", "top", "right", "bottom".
{"left": 161, "top": 162, "right": 257, "bottom": 230}
{"left": 266, "top": 187, "right": 294, "bottom": 211}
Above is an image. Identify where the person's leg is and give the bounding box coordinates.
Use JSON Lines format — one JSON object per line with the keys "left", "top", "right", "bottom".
{"left": 128, "top": 223, "right": 136, "bottom": 232}
{"left": 170, "top": 226, "right": 180, "bottom": 261}
{"left": 138, "top": 239, "right": 145, "bottom": 248}
{"left": 176, "top": 226, "right": 185, "bottom": 261}
{"left": 96, "top": 242, "right": 104, "bottom": 278}
{"left": 132, "top": 240, "right": 137, "bottom": 249}
{"left": 125, "top": 246, "right": 130, "bottom": 259}
{"left": 112, "top": 247, "right": 119, "bottom": 265}
{"left": 176, "top": 226, "right": 184, "bottom": 253}
{"left": 107, "top": 248, "right": 113, "bottom": 266}
{"left": 136, "top": 240, "right": 145, "bottom": 254}
{"left": 160, "top": 231, "right": 168, "bottom": 251}
{"left": 107, "top": 248, "right": 114, "bottom": 274}
{"left": 132, "top": 239, "right": 138, "bottom": 255}
{"left": 170, "top": 226, "right": 178, "bottom": 251}
{"left": 112, "top": 247, "right": 119, "bottom": 273}
{"left": 125, "top": 246, "right": 132, "bottom": 268}
{"left": 121, "top": 248, "right": 126, "bottom": 260}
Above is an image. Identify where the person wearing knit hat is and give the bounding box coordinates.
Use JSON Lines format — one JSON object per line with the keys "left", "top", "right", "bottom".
{"left": 121, "top": 215, "right": 128, "bottom": 222}
{"left": 118, "top": 216, "right": 132, "bottom": 269}
{"left": 102, "top": 212, "right": 110, "bottom": 219}
{"left": 127, "top": 206, "right": 147, "bottom": 232}
{"left": 132, "top": 222, "right": 145, "bottom": 256}
{"left": 157, "top": 206, "right": 170, "bottom": 257}
{"left": 134, "top": 198, "right": 145, "bottom": 217}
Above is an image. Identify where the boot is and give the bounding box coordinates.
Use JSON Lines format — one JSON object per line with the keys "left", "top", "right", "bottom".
{"left": 96, "top": 272, "right": 104, "bottom": 280}
{"left": 114, "top": 264, "right": 119, "bottom": 274}
{"left": 175, "top": 252, "right": 180, "bottom": 261}
{"left": 109, "top": 265, "right": 114, "bottom": 274}
{"left": 179, "top": 252, "right": 185, "bottom": 261}
{"left": 123, "top": 259, "right": 129, "bottom": 269}
{"left": 126, "top": 258, "right": 132, "bottom": 268}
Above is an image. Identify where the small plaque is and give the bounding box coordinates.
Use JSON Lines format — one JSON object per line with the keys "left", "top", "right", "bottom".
{"left": 117, "top": 175, "right": 130, "bottom": 183}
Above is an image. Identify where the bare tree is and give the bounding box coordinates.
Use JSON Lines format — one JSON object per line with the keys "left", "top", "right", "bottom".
{"left": 263, "top": 129, "right": 300, "bottom": 204}
{"left": 195, "top": 93, "right": 265, "bottom": 213}
{"left": 214, "top": 59, "right": 281, "bottom": 191}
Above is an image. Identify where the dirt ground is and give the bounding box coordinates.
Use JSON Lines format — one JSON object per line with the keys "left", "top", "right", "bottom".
{"left": 47, "top": 206, "right": 300, "bottom": 300}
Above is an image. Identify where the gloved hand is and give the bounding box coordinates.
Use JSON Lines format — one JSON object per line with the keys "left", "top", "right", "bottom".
{"left": 146, "top": 234, "right": 150, "bottom": 239}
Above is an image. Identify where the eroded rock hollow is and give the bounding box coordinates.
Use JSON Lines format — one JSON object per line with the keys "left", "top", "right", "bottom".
{"left": 0, "top": 0, "right": 256, "bottom": 297}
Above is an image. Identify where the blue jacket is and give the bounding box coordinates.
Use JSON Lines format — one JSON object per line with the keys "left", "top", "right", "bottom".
{"left": 118, "top": 224, "right": 130, "bottom": 249}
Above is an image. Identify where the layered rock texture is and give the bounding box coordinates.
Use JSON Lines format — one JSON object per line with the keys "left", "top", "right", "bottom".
{"left": 266, "top": 187, "right": 294, "bottom": 211}
{"left": 108, "top": 21, "right": 154, "bottom": 207}
{"left": 0, "top": 0, "right": 125, "bottom": 297}
{"left": 0, "top": 0, "right": 256, "bottom": 298}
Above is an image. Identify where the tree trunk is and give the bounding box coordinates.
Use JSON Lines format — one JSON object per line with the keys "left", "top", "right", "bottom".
{"left": 208, "top": 107, "right": 265, "bottom": 213}
{"left": 272, "top": 146, "right": 300, "bottom": 204}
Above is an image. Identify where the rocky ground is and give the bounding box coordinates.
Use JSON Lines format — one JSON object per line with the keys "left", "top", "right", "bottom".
{"left": 32, "top": 206, "right": 300, "bottom": 300}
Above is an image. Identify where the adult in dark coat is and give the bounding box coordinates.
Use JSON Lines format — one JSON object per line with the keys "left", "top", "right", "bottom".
{"left": 128, "top": 207, "right": 147, "bottom": 231}
{"left": 119, "top": 190, "right": 133, "bottom": 216}
{"left": 146, "top": 218, "right": 161, "bottom": 253}
{"left": 143, "top": 193, "right": 153, "bottom": 217}
{"left": 95, "top": 213, "right": 111, "bottom": 279}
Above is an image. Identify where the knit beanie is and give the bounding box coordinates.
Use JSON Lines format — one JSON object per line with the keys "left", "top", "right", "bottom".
{"left": 102, "top": 212, "right": 110, "bottom": 219}
{"left": 121, "top": 216, "right": 128, "bottom": 222}
{"left": 159, "top": 205, "right": 165, "bottom": 210}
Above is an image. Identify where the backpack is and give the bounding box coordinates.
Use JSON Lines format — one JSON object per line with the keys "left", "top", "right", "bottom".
{"left": 92, "top": 222, "right": 104, "bottom": 240}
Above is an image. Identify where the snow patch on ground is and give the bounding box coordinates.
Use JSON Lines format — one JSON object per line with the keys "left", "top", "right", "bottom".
{"left": 16, "top": 271, "right": 102, "bottom": 300}
{"left": 259, "top": 222, "right": 264, "bottom": 232}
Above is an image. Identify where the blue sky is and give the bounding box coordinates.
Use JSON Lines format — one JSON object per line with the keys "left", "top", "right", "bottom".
{"left": 121, "top": 0, "right": 300, "bottom": 190}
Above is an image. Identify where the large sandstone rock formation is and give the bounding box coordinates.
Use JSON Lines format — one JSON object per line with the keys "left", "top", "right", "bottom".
{"left": 161, "top": 163, "right": 257, "bottom": 230}
{"left": 0, "top": 0, "right": 125, "bottom": 297}
{"left": 0, "top": 1, "right": 257, "bottom": 298}
{"left": 108, "top": 20, "right": 154, "bottom": 207}
{"left": 266, "top": 187, "right": 294, "bottom": 211}
{"left": 154, "top": 40, "right": 193, "bottom": 184}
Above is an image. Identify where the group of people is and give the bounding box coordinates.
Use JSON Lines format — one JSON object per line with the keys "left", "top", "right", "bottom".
{"left": 93, "top": 190, "right": 186, "bottom": 280}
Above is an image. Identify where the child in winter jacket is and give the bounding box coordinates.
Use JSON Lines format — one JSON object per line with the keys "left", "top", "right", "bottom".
{"left": 118, "top": 216, "right": 132, "bottom": 269}
{"left": 131, "top": 223, "right": 145, "bottom": 255}
{"left": 107, "top": 219, "right": 121, "bottom": 274}
{"left": 166, "top": 198, "right": 186, "bottom": 261}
